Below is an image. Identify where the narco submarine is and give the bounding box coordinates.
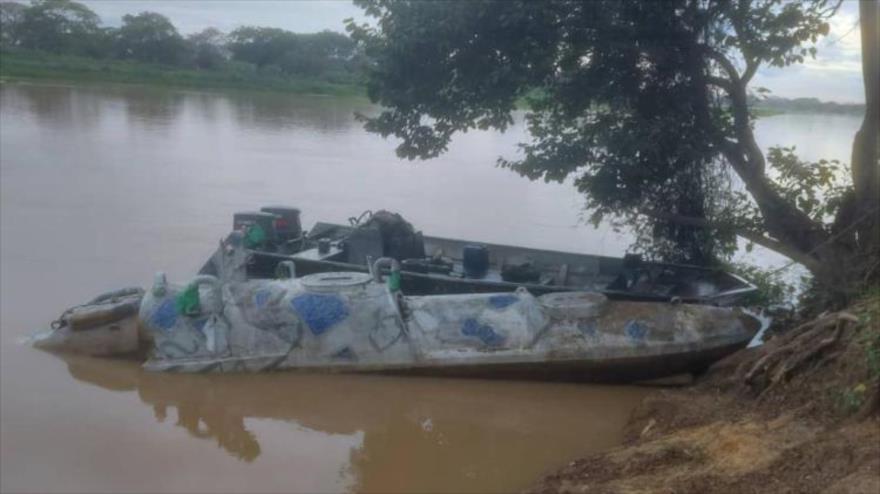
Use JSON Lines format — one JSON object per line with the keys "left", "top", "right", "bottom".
{"left": 32, "top": 208, "right": 763, "bottom": 382}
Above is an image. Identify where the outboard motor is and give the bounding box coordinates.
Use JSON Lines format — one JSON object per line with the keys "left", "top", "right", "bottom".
{"left": 260, "top": 206, "right": 302, "bottom": 243}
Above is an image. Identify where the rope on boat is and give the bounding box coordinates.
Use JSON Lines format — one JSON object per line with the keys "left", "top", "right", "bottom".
{"left": 348, "top": 210, "right": 373, "bottom": 226}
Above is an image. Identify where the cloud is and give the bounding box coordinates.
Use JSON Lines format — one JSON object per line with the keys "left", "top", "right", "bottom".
{"left": 79, "top": 0, "right": 366, "bottom": 34}
{"left": 752, "top": 1, "right": 864, "bottom": 103}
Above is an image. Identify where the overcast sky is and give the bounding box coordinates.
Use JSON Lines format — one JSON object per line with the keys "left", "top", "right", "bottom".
{"left": 78, "top": 0, "right": 865, "bottom": 103}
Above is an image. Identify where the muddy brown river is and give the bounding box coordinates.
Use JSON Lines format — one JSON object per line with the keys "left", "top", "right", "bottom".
{"left": 0, "top": 83, "right": 860, "bottom": 493}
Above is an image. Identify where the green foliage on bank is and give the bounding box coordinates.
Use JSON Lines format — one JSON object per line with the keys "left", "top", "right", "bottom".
{"left": 752, "top": 96, "right": 866, "bottom": 115}
{"left": 0, "top": 0, "right": 366, "bottom": 96}
{"left": 0, "top": 48, "right": 365, "bottom": 97}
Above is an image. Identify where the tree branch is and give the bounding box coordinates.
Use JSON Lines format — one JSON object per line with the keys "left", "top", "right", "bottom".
{"left": 735, "top": 231, "right": 822, "bottom": 274}
{"left": 701, "top": 46, "right": 765, "bottom": 174}
{"left": 703, "top": 46, "right": 741, "bottom": 83}
{"left": 641, "top": 209, "right": 823, "bottom": 272}
{"left": 707, "top": 76, "right": 734, "bottom": 92}
{"left": 703, "top": 47, "right": 831, "bottom": 258}
{"left": 742, "top": 59, "right": 758, "bottom": 84}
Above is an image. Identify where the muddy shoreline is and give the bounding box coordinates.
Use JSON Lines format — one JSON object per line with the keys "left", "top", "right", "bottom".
{"left": 530, "top": 296, "right": 880, "bottom": 493}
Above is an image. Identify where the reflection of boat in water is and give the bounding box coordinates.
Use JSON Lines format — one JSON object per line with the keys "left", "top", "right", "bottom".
{"left": 33, "top": 209, "right": 762, "bottom": 382}
{"left": 58, "top": 353, "right": 646, "bottom": 492}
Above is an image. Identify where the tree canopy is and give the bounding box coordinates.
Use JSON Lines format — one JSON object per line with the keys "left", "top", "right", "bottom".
{"left": 115, "top": 11, "right": 184, "bottom": 64}
{"left": 349, "top": 0, "right": 879, "bottom": 301}
{"left": 227, "top": 26, "right": 298, "bottom": 69}
{"left": 11, "top": 0, "right": 98, "bottom": 54}
{"left": 0, "top": 1, "right": 26, "bottom": 46}
{"left": 228, "top": 27, "right": 356, "bottom": 77}
{"left": 188, "top": 27, "right": 228, "bottom": 70}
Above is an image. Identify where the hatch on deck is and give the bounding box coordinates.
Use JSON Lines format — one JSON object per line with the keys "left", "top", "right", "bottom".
{"left": 300, "top": 272, "right": 373, "bottom": 291}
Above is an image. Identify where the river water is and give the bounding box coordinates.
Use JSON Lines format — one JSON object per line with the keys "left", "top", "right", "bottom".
{"left": 0, "top": 82, "right": 861, "bottom": 493}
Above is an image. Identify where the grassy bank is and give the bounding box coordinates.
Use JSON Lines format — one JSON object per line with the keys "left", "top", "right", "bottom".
{"left": 752, "top": 107, "right": 786, "bottom": 117}
{"left": 0, "top": 49, "right": 366, "bottom": 98}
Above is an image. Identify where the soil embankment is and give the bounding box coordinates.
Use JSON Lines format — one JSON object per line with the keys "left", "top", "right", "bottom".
{"left": 531, "top": 295, "right": 880, "bottom": 493}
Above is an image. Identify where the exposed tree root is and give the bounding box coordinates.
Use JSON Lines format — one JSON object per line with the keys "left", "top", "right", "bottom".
{"left": 740, "top": 312, "right": 859, "bottom": 398}
{"left": 857, "top": 382, "right": 880, "bottom": 419}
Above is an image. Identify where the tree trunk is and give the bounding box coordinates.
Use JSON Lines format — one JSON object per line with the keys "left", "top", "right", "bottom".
{"left": 851, "top": 0, "right": 880, "bottom": 260}
{"left": 716, "top": 66, "right": 834, "bottom": 256}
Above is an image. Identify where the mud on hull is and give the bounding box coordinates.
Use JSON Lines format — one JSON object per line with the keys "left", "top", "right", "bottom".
{"left": 385, "top": 341, "right": 749, "bottom": 383}
{"left": 143, "top": 340, "right": 749, "bottom": 383}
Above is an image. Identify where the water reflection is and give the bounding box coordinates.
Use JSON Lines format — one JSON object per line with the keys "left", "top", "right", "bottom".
{"left": 1, "top": 84, "right": 100, "bottom": 129}
{"left": 0, "top": 83, "right": 369, "bottom": 135}
{"left": 227, "top": 92, "right": 372, "bottom": 133}
{"left": 58, "top": 353, "right": 645, "bottom": 493}
{"left": 124, "top": 90, "right": 186, "bottom": 128}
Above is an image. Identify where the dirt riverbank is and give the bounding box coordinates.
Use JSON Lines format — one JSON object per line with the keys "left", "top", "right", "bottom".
{"left": 531, "top": 295, "right": 880, "bottom": 493}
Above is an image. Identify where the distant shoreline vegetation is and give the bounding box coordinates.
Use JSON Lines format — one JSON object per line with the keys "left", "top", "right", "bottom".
{"left": 0, "top": 0, "right": 366, "bottom": 97}
{"left": 750, "top": 96, "right": 866, "bottom": 116}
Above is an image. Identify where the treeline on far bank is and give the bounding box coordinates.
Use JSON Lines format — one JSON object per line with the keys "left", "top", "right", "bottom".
{"left": 0, "top": 0, "right": 365, "bottom": 94}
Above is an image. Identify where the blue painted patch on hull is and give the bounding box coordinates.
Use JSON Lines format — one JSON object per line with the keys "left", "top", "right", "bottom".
{"left": 152, "top": 299, "right": 178, "bottom": 332}
{"left": 462, "top": 318, "right": 505, "bottom": 347}
{"left": 291, "top": 293, "right": 348, "bottom": 335}
{"left": 254, "top": 289, "right": 271, "bottom": 308}
{"left": 625, "top": 320, "right": 648, "bottom": 341}
{"left": 578, "top": 320, "right": 597, "bottom": 337}
{"left": 192, "top": 317, "right": 209, "bottom": 332}
{"left": 488, "top": 295, "right": 518, "bottom": 310}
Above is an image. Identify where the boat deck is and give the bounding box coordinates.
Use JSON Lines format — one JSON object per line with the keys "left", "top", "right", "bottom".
{"left": 199, "top": 221, "right": 756, "bottom": 304}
